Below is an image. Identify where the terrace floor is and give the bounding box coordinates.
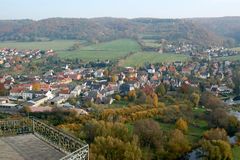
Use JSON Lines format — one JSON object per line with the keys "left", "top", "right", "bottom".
{"left": 0, "top": 134, "right": 66, "bottom": 160}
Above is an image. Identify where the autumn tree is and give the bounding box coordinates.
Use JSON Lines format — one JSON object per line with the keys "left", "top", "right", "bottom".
{"left": 82, "top": 120, "right": 131, "bottom": 143}
{"left": 110, "top": 75, "right": 117, "bottom": 82}
{"left": 134, "top": 119, "right": 163, "bottom": 148}
{"left": 128, "top": 90, "right": 136, "bottom": 102}
{"left": 190, "top": 92, "right": 200, "bottom": 107}
{"left": 103, "top": 70, "right": 109, "bottom": 77}
{"left": 175, "top": 118, "right": 188, "bottom": 133}
{"left": 167, "top": 129, "right": 191, "bottom": 159}
{"left": 133, "top": 119, "right": 165, "bottom": 159}
{"left": 0, "top": 83, "right": 8, "bottom": 96}
{"left": 203, "top": 128, "right": 228, "bottom": 141}
{"left": 232, "top": 67, "right": 240, "bottom": 95}
{"left": 32, "top": 81, "right": 41, "bottom": 91}
{"left": 90, "top": 136, "right": 142, "bottom": 160}
{"left": 201, "top": 140, "right": 233, "bottom": 160}
{"left": 153, "top": 93, "right": 159, "bottom": 107}
{"left": 200, "top": 92, "right": 226, "bottom": 109}
{"left": 209, "top": 108, "right": 240, "bottom": 136}
{"left": 115, "top": 95, "right": 121, "bottom": 101}
{"left": 155, "top": 83, "right": 166, "bottom": 97}
{"left": 235, "top": 132, "right": 240, "bottom": 145}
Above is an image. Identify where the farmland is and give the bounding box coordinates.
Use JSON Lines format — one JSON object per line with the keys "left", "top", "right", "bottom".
{"left": 217, "top": 55, "right": 240, "bottom": 61}
{"left": 121, "top": 52, "right": 189, "bottom": 67}
{"left": 57, "top": 39, "right": 141, "bottom": 61}
{"left": 0, "top": 40, "right": 80, "bottom": 51}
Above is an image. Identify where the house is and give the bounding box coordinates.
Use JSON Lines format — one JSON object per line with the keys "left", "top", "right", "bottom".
{"left": 49, "top": 96, "right": 68, "bottom": 106}
{"left": 84, "top": 90, "right": 103, "bottom": 102}
{"left": 63, "top": 103, "right": 75, "bottom": 109}
{"left": 94, "top": 70, "right": 104, "bottom": 78}
{"left": 218, "top": 85, "right": 233, "bottom": 95}
{"left": 59, "top": 88, "right": 71, "bottom": 98}
{"left": 10, "top": 87, "right": 25, "bottom": 98}
{"left": 168, "top": 65, "right": 176, "bottom": 73}
{"left": 69, "top": 73, "right": 81, "bottom": 81}
{"left": 70, "top": 85, "right": 82, "bottom": 97}
{"left": 147, "top": 65, "right": 155, "bottom": 74}
{"left": 119, "top": 84, "right": 134, "bottom": 95}
{"left": 182, "top": 67, "right": 191, "bottom": 75}
{"left": 0, "top": 103, "right": 23, "bottom": 113}
{"left": 27, "top": 96, "right": 49, "bottom": 107}
{"left": 91, "top": 84, "right": 105, "bottom": 91}
{"left": 4, "top": 63, "right": 11, "bottom": 68}
{"left": 101, "top": 88, "right": 115, "bottom": 97}
{"left": 102, "top": 97, "right": 114, "bottom": 105}
{"left": 0, "top": 97, "right": 9, "bottom": 104}
{"left": 174, "top": 61, "right": 183, "bottom": 66}
{"left": 199, "top": 72, "right": 210, "bottom": 79}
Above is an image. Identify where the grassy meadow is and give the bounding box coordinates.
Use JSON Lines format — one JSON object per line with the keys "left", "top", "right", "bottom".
{"left": 57, "top": 39, "right": 141, "bottom": 61}
{"left": 121, "top": 52, "right": 189, "bottom": 67}
{"left": 0, "top": 40, "right": 79, "bottom": 51}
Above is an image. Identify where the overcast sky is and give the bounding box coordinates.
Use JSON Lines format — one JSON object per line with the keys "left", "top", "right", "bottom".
{"left": 1, "top": 0, "right": 240, "bottom": 20}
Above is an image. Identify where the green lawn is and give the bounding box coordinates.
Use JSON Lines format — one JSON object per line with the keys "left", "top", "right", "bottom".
{"left": 158, "top": 119, "right": 208, "bottom": 143}
{"left": 121, "top": 52, "right": 189, "bottom": 67}
{"left": 0, "top": 40, "right": 79, "bottom": 51}
{"left": 217, "top": 55, "right": 240, "bottom": 61}
{"left": 57, "top": 39, "right": 141, "bottom": 61}
{"left": 232, "top": 146, "right": 240, "bottom": 160}
{"left": 142, "top": 40, "right": 162, "bottom": 48}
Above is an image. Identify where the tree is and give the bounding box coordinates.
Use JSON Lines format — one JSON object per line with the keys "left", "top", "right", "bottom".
{"left": 111, "top": 75, "right": 117, "bottom": 82}
{"left": 128, "top": 90, "right": 136, "bottom": 102}
{"left": 90, "top": 136, "right": 142, "bottom": 160}
{"left": 0, "top": 83, "right": 8, "bottom": 96}
{"left": 209, "top": 108, "right": 240, "bottom": 136}
{"left": 133, "top": 119, "right": 163, "bottom": 148}
{"left": 203, "top": 128, "right": 228, "bottom": 141}
{"left": 167, "top": 129, "right": 191, "bottom": 159}
{"left": 155, "top": 83, "right": 166, "bottom": 97}
{"left": 190, "top": 92, "right": 200, "bottom": 107}
{"left": 103, "top": 70, "right": 109, "bottom": 77}
{"left": 145, "top": 95, "right": 153, "bottom": 105}
{"left": 153, "top": 93, "right": 159, "bottom": 107}
{"left": 82, "top": 120, "right": 131, "bottom": 143}
{"left": 32, "top": 81, "right": 41, "bottom": 91}
{"left": 200, "top": 92, "right": 226, "bottom": 109}
{"left": 232, "top": 67, "right": 240, "bottom": 95}
{"left": 115, "top": 95, "right": 121, "bottom": 101}
{"left": 201, "top": 140, "right": 233, "bottom": 160}
{"left": 175, "top": 118, "right": 188, "bottom": 133}
{"left": 235, "top": 132, "right": 240, "bottom": 145}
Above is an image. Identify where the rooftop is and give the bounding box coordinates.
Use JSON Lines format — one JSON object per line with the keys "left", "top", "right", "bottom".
{"left": 0, "top": 134, "right": 65, "bottom": 160}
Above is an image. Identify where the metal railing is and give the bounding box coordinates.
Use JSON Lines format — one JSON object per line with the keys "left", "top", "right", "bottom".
{"left": 0, "top": 118, "right": 89, "bottom": 160}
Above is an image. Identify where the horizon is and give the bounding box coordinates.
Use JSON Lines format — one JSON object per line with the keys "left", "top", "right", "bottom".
{"left": 2, "top": 16, "right": 240, "bottom": 21}
{"left": 1, "top": 0, "right": 240, "bottom": 20}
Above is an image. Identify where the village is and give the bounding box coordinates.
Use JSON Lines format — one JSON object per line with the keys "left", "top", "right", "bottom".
{"left": 1, "top": 45, "right": 240, "bottom": 116}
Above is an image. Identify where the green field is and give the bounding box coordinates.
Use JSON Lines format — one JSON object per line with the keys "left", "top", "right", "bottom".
{"left": 232, "top": 146, "right": 240, "bottom": 160}
{"left": 121, "top": 52, "right": 189, "bottom": 67}
{"left": 141, "top": 40, "right": 162, "bottom": 48}
{"left": 217, "top": 55, "right": 240, "bottom": 61}
{"left": 57, "top": 39, "right": 141, "bottom": 61}
{"left": 0, "top": 40, "right": 79, "bottom": 51}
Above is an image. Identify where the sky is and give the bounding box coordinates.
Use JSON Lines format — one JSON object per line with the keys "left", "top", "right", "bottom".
{"left": 1, "top": 0, "right": 240, "bottom": 20}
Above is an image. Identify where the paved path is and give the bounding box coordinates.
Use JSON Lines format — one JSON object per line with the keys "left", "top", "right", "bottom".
{"left": 0, "top": 134, "right": 65, "bottom": 160}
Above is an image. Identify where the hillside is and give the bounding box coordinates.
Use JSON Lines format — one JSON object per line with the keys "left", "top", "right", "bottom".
{"left": 192, "top": 17, "right": 240, "bottom": 46}
{"left": 0, "top": 17, "right": 236, "bottom": 47}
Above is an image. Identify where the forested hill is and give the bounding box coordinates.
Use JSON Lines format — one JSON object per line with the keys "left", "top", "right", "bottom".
{"left": 192, "top": 17, "right": 240, "bottom": 46}
{"left": 0, "top": 17, "right": 239, "bottom": 47}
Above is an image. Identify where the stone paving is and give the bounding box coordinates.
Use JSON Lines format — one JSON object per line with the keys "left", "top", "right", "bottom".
{"left": 0, "top": 134, "right": 66, "bottom": 160}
